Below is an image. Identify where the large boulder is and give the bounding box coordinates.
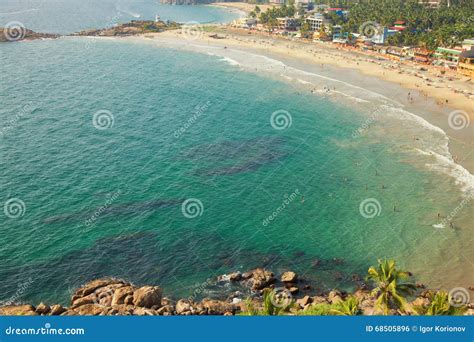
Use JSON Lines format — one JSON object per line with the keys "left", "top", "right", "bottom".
{"left": 281, "top": 271, "right": 298, "bottom": 283}
{"left": 200, "top": 299, "right": 238, "bottom": 315}
{"left": 132, "top": 286, "right": 162, "bottom": 308}
{"left": 72, "top": 304, "right": 111, "bottom": 315}
{"left": 72, "top": 278, "right": 125, "bottom": 299}
{"left": 311, "top": 296, "right": 328, "bottom": 305}
{"left": 71, "top": 293, "right": 96, "bottom": 308}
{"left": 229, "top": 272, "right": 242, "bottom": 282}
{"left": 109, "top": 304, "right": 135, "bottom": 316}
{"left": 175, "top": 299, "right": 193, "bottom": 314}
{"left": 0, "top": 305, "right": 37, "bottom": 316}
{"left": 50, "top": 304, "right": 67, "bottom": 315}
{"left": 35, "top": 302, "right": 50, "bottom": 315}
{"left": 156, "top": 305, "right": 174, "bottom": 316}
{"left": 132, "top": 307, "right": 158, "bottom": 316}
{"left": 245, "top": 268, "right": 275, "bottom": 290}
{"left": 112, "top": 286, "right": 135, "bottom": 306}
{"left": 328, "top": 290, "right": 343, "bottom": 304}
{"left": 296, "top": 295, "right": 312, "bottom": 308}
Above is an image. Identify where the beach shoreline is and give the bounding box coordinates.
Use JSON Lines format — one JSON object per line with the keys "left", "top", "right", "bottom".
{"left": 207, "top": 2, "right": 280, "bottom": 16}
{"left": 126, "top": 28, "right": 474, "bottom": 179}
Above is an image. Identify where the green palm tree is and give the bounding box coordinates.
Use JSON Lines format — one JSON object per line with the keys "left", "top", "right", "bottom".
{"left": 330, "top": 296, "right": 361, "bottom": 315}
{"left": 240, "top": 289, "right": 293, "bottom": 316}
{"left": 414, "top": 291, "right": 467, "bottom": 316}
{"left": 367, "top": 259, "right": 416, "bottom": 314}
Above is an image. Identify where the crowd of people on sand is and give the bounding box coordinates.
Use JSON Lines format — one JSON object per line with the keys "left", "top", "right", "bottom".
{"left": 217, "top": 28, "right": 472, "bottom": 106}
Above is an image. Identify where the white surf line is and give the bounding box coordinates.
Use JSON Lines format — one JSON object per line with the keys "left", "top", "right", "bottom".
{"left": 172, "top": 40, "right": 381, "bottom": 96}
{"left": 0, "top": 8, "right": 38, "bottom": 15}
{"left": 191, "top": 42, "right": 474, "bottom": 197}
{"left": 96, "top": 35, "right": 474, "bottom": 197}
{"left": 221, "top": 46, "right": 404, "bottom": 106}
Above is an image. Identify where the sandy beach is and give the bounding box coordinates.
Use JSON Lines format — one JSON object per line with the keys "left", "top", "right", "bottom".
{"left": 208, "top": 2, "right": 280, "bottom": 15}
{"left": 130, "top": 28, "right": 474, "bottom": 177}
{"left": 124, "top": 26, "right": 473, "bottom": 292}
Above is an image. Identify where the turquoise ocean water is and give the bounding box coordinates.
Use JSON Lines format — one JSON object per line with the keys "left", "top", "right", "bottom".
{"left": 0, "top": 0, "right": 240, "bottom": 34}
{"left": 1, "top": 1, "right": 472, "bottom": 305}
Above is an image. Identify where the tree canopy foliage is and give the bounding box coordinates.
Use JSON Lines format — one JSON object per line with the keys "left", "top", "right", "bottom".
{"left": 323, "top": 0, "right": 473, "bottom": 48}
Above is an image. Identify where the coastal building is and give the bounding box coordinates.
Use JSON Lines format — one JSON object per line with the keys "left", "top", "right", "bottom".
{"left": 233, "top": 17, "right": 257, "bottom": 29}
{"left": 313, "top": 4, "right": 329, "bottom": 13}
{"left": 306, "top": 14, "right": 331, "bottom": 32}
{"left": 295, "top": 0, "right": 313, "bottom": 11}
{"left": 386, "top": 46, "right": 406, "bottom": 60}
{"left": 269, "top": 0, "right": 285, "bottom": 4}
{"left": 325, "top": 7, "right": 344, "bottom": 16}
{"left": 457, "top": 48, "right": 474, "bottom": 77}
{"left": 390, "top": 20, "right": 407, "bottom": 32}
{"left": 368, "top": 27, "right": 398, "bottom": 45}
{"left": 409, "top": 48, "right": 433, "bottom": 64}
{"left": 433, "top": 47, "right": 463, "bottom": 69}
{"left": 277, "top": 17, "right": 299, "bottom": 31}
{"left": 462, "top": 38, "right": 474, "bottom": 51}
{"left": 418, "top": 0, "right": 442, "bottom": 8}
{"left": 332, "top": 25, "right": 342, "bottom": 41}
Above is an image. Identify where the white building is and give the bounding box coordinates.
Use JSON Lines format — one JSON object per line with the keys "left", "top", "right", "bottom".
{"left": 295, "top": 0, "right": 313, "bottom": 8}
{"left": 269, "top": 0, "right": 286, "bottom": 4}
{"left": 418, "top": 0, "right": 442, "bottom": 8}
{"left": 306, "top": 14, "right": 332, "bottom": 32}
{"left": 277, "top": 17, "right": 299, "bottom": 31}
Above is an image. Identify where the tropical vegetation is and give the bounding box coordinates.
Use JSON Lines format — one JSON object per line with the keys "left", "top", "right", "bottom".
{"left": 240, "top": 259, "right": 468, "bottom": 316}
{"left": 254, "top": 0, "right": 474, "bottom": 49}
{"left": 413, "top": 291, "right": 468, "bottom": 316}
{"left": 366, "top": 259, "right": 416, "bottom": 314}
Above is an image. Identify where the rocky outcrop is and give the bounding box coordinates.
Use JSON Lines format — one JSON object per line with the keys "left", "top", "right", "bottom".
{"left": 281, "top": 271, "right": 298, "bottom": 283}
{"left": 1, "top": 269, "right": 472, "bottom": 316}
{"left": 0, "top": 304, "right": 37, "bottom": 316}
{"left": 242, "top": 268, "right": 276, "bottom": 290}
{"left": 35, "top": 302, "right": 50, "bottom": 315}
{"left": 0, "top": 28, "right": 59, "bottom": 43}
{"left": 0, "top": 277, "right": 238, "bottom": 316}
{"left": 132, "top": 286, "right": 162, "bottom": 309}
{"left": 68, "top": 278, "right": 162, "bottom": 314}
{"left": 72, "top": 20, "right": 180, "bottom": 37}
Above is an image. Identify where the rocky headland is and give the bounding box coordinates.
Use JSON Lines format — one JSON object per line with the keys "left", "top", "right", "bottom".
{"left": 0, "top": 28, "right": 59, "bottom": 42}
{"left": 72, "top": 20, "right": 180, "bottom": 37}
{"left": 0, "top": 20, "right": 180, "bottom": 43}
{"left": 1, "top": 267, "right": 472, "bottom": 316}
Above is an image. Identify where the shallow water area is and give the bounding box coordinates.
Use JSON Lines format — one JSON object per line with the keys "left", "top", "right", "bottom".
{"left": 1, "top": 12, "right": 473, "bottom": 304}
